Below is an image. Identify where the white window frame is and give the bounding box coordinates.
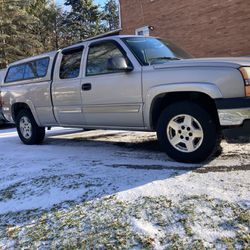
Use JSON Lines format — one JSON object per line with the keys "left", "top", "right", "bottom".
{"left": 135, "top": 26, "right": 150, "bottom": 36}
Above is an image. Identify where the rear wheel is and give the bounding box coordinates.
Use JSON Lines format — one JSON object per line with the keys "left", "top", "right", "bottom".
{"left": 16, "top": 109, "right": 45, "bottom": 145}
{"left": 157, "top": 101, "right": 220, "bottom": 163}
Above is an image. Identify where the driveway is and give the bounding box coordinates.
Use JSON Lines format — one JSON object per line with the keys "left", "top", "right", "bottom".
{"left": 0, "top": 127, "right": 249, "bottom": 249}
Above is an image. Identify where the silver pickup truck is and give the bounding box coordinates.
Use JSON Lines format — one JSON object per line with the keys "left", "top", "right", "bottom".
{"left": 1, "top": 35, "right": 250, "bottom": 163}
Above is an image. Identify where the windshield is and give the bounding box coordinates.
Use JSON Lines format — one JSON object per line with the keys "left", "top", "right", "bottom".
{"left": 121, "top": 37, "right": 192, "bottom": 66}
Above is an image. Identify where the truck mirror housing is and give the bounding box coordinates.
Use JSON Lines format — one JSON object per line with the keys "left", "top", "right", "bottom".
{"left": 107, "top": 56, "right": 134, "bottom": 72}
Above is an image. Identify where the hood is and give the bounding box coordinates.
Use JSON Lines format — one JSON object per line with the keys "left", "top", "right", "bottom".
{"left": 153, "top": 57, "right": 250, "bottom": 69}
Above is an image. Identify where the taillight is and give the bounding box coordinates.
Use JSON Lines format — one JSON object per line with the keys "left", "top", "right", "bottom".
{"left": 239, "top": 67, "right": 250, "bottom": 97}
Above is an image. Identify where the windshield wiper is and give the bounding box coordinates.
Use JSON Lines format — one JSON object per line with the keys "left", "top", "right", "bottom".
{"left": 149, "top": 57, "right": 181, "bottom": 65}
{"left": 150, "top": 56, "right": 180, "bottom": 61}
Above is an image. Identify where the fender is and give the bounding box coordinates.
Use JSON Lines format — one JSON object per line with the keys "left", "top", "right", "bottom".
{"left": 144, "top": 82, "right": 223, "bottom": 129}
{"left": 11, "top": 98, "right": 42, "bottom": 126}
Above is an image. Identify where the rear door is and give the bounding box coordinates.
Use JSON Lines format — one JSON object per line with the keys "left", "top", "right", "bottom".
{"left": 52, "top": 46, "right": 86, "bottom": 126}
{"left": 81, "top": 39, "right": 143, "bottom": 128}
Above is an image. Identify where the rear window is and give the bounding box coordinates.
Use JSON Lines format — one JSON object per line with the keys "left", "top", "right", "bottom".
{"left": 5, "top": 57, "right": 50, "bottom": 83}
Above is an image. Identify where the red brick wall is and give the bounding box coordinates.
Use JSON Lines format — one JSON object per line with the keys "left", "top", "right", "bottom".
{"left": 119, "top": 0, "right": 250, "bottom": 57}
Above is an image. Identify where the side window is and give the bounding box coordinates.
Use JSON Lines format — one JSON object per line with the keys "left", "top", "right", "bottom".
{"left": 5, "top": 57, "right": 50, "bottom": 83}
{"left": 24, "top": 62, "right": 36, "bottom": 79}
{"left": 60, "top": 49, "right": 83, "bottom": 79}
{"left": 135, "top": 26, "right": 150, "bottom": 36}
{"left": 24, "top": 58, "right": 49, "bottom": 79}
{"left": 36, "top": 58, "right": 50, "bottom": 77}
{"left": 86, "top": 41, "right": 126, "bottom": 76}
{"left": 5, "top": 65, "right": 25, "bottom": 82}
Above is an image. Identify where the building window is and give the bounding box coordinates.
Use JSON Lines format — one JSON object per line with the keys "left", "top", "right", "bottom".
{"left": 135, "top": 26, "right": 150, "bottom": 36}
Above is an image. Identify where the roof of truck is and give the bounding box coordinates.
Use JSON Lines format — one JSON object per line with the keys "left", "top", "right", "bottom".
{"left": 8, "top": 50, "right": 58, "bottom": 67}
{"left": 77, "top": 28, "right": 121, "bottom": 42}
{"left": 62, "top": 34, "right": 152, "bottom": 51}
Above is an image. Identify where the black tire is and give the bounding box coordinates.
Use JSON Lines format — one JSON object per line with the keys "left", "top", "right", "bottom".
{"left": 156, "top": 101, "right": 221, "bottom": 163}
{"left": 16, "top": 109, "right": 45, "bottom": 145}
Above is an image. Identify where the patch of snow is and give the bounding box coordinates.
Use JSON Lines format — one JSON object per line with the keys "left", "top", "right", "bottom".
{"left": 191, "top": 222, "right": 236, "bottom": 243}
{"left": 117, "top": 171, "right": 250, "bottom": 204}
{"left": 131, "top": 218, "right": 164, "bottom": 249}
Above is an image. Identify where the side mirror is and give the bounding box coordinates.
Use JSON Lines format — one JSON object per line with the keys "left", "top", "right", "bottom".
{"left": 107, "top": 56, "right": 134, "bottom": 72}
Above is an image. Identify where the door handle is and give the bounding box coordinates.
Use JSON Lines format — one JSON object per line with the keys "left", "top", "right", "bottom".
{"left": 82, "top": 83, "right": 92, "bottom": 91}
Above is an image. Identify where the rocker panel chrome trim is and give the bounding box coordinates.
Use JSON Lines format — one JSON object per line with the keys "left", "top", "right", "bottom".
{"left": 83, "top": 104, "right": 141, "bottom": 113}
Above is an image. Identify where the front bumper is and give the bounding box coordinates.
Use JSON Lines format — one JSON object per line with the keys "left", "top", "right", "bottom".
{"left": 216, "top": 97, "right": 250, "bottom": 126}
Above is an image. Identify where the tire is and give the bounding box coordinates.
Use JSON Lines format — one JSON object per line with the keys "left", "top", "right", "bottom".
{"left": 16, "top": 109, "right": 45, "bottom": 145}
{"left": 156, "top": 101, "right": 221, "bottom": 163}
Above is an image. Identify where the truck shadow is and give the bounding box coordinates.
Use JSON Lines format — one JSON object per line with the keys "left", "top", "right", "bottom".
{"left": 44, "top": 129, "right": 249, "bottom": 172}
{"left": 45, "top": 129, "right": 222, "bottom": 166}
{"left": 0, "top": 123, "right": 15, "bottom": 130}
{"left": 223, "top": 125, "right": 250, "bottom": 144}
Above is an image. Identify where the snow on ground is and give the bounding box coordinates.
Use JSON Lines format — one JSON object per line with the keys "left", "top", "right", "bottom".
{"left": 0, "top": 126, "right": 249, "bottom": 249}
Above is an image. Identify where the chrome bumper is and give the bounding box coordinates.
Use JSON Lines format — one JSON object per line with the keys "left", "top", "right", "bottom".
{"left": 218, "top": 107, "right": 250, "bottom": 126}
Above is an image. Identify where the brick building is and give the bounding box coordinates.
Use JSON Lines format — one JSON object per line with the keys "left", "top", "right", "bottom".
{"left": 119, "top": 0, "right": 250, "bottom": 57}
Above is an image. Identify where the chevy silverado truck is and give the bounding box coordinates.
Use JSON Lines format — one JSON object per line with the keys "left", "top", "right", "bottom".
{"left": 1, "top": 35, "right": 250, "bottom": 163}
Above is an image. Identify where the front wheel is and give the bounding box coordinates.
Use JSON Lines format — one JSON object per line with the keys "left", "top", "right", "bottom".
{"left": 16, "top": 109, "right": 45, "bottom": 145}
{"left": 157, "top": 102, "right": 220, "bottom": 163}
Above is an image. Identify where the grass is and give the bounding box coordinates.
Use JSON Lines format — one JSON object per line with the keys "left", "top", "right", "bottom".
{"left": 0, "top": 195, "right": 249, "bottom": 249}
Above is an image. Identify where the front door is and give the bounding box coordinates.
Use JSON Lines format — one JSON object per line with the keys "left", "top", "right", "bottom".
{"left": 81, "top": 40, "right": 143, "bottom": 128}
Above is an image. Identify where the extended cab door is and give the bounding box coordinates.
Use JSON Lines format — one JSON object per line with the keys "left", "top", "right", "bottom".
{"left": 52, "top": 46, "right": 86, "bottom": 126}
{"left": 81, "top": 39, "right": 143, "bottom": 127}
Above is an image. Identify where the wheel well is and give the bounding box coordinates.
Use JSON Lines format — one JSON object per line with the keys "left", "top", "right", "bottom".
{"left": 12, "top": 103, "right": 31, "bottom": 122}
{"left": 151, "top": 92, "right": 220, "bottom": 130}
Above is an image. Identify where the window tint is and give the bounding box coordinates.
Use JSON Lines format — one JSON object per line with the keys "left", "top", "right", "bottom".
{"left": 5, "top": 65, "right": 25, "bottom": 82}
{"left": 60, "top": 50, "right": 83, "bottom": 79}
{"left": 5, "top": 57, "right": 50, "bottom": 83}
{"left": 86, "top": 41, "right": 126, "bottom": 76}
{"left": 36, "top": 58, "right": 50, "bottom": 77}
{"left": 24, "top": 63, "right": 36, "bottom": 79}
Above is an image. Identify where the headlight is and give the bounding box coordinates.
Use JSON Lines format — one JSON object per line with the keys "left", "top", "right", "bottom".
{"left": 239, "top": 67, "right": 250, "bottom": 96}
